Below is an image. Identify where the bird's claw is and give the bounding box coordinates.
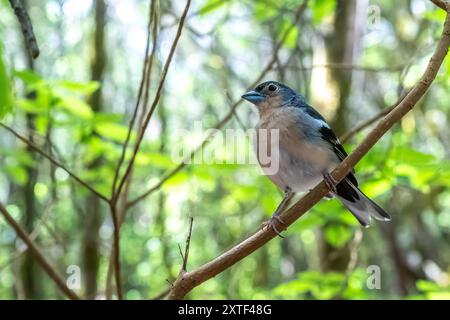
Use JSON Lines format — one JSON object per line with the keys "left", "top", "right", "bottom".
{"left": 262, "top": 215, "right": 286, "bottom": 238}
{"left": 323, "top": 173, "right": 337, "bottom": 194}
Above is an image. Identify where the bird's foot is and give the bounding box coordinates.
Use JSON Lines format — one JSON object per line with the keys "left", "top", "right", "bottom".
{"left": 323, "top": 172, "right": 337, "bottom": 194}
{"left": 262, "top": 215, "right": 286, "bottom": 238}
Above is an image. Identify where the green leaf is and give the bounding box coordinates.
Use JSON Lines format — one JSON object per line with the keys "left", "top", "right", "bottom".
{"left": 95, "top": 122, "right": 134, "bottom": 143}
{"left": 14, "top": 70, "right": 43, "bottom": 84}
{"left": 56, "top": 95, "right": 94, "bottom": 119}
{"left": 424, "top": 7, "right": 446, "bottom": 23}
{"left": 427, "top": 292, "right": 450, "bottom": 300}
{"left": 57, "top": 80, "right": 100, "bottom": 95}
{"left": 416, "top": 280, "right": 444, "bottom": 292}
{"left": 0, "top": 44, "right": 13, "bottom": 119}
{"left": 254, "top": 2, "right": 278, "bottom": 21}
{"left": 16, "top": 98, "right": 47, "bottom": 114}
{"left": 94, "top": 112, "right": 123, "bottom": 124}
{"left": 163, "top": 171, "right": 189, "bottom": 189}
{"left": 3, "top": 164, "right": 28, "bottom": 185}
{"left": 310, "top": 0, "right": 336, "bottom": 25}
{"left": 198, "top": 0, "right": 230, "bottom": 15}
{"left": 135, "top": 152, "right": 174, "bottom": 169}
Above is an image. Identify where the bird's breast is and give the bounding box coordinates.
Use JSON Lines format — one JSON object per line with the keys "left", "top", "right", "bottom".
{"left": 254, "top": 109, "right": 337, "bottom": 192}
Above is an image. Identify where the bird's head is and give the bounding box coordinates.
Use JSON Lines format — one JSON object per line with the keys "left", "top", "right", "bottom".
{"left": 241, "top": 81, "right": 298, "bottom": 112}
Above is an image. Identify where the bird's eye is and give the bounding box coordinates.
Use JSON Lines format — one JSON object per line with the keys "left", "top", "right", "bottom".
{"left": 268, "top": 84, "right": 278, "bottom": 92}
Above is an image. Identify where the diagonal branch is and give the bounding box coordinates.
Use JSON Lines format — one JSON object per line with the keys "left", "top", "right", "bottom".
{"left": 0, "top": 123, "right": 109, "bottom": 202}
{"left": 0, "top": 203, "right": 79, "bottom": 300}
{"left": 126, "top": 0, "right": 310, "bottom": 209}
{"left": 166, "top": 7, "right": 450, "bottom": 299}
{"left": 431, "top": 0, "right": 448, "bottom": 11}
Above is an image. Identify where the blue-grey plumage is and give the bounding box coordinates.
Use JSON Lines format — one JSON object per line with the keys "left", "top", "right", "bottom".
{"left": 242, "top": 81, "right": 391, "bottom": 232}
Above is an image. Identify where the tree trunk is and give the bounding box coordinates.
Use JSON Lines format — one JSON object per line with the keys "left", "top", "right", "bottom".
{"left": 19, "top": 0, "right": 41, "bottom": 300}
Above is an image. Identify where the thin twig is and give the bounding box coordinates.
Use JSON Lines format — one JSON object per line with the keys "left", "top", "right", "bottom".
{"left": 180, "top": 217, "right": 194, "bottom": 273}
{"left": 127, "top": 0, "right": 310, "bottom": 208}
{"left": 340, "top": 88, "right": 411, "bottom": 143}
{"left": 138, "top": 0, "right": 160, "bottom": 129}
{"left": 177, "top": 244, "right": 185, "bottom": 263}
{"left": 8, "top": 0, "right": 39, "bottom": 59}
{"left": 0, "top": 203, "right": 79, "bottom": 300}
{"left": 111, "top": 0, "right": 156, "bottom": 199}
{"left": 108, "top": 0, "right": 190, "bottom": 300}
{"left": 0, "top": 123, "right": 109, "bottom": 202}
{"left": 109, "top": 204, "right": 122, "bottom": 299}
{"left": 166, "top": 8, "right": 450, "bottom": 299}
{"left": 106, "top": 1, "right": 158, "bottom": 300}
{"left": 114, "top": 0, "right": 192, "bottom": 200}
{"left": 0, "top": 202, "right": 55, "bottom": 272}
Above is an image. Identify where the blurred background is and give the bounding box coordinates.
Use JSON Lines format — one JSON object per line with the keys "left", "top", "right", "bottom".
{"left": 0, "top": 0, "right": 449, "bottom": 299}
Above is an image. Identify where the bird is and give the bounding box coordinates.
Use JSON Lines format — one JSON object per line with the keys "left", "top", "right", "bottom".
{"left": 241, "top": 80, "right": 391, "bottom": 236}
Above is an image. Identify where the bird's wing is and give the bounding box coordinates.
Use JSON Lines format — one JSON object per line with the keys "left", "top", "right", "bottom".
{"left": 317, "top": 123, "right": 358, "bottom": 187}
{"left": 294, "top": 102, "right": 359, "bottom": 187}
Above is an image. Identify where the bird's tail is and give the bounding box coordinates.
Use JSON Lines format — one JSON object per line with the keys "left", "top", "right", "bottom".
{"left": 335, "top": 178, "right": 391, "bottom": 227}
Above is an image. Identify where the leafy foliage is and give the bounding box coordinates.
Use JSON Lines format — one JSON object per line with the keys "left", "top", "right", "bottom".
{"left": 0, "top": 0, "right": 449, "bottom": 300}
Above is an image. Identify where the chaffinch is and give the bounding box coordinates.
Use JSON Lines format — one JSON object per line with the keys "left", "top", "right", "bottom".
{"left": 242, "top": 81, "right": 391, "bottom": 236}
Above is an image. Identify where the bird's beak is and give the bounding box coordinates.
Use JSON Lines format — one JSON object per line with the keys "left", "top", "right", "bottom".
{"left": 241, "top": 90, "right": 265, "bottom": 104}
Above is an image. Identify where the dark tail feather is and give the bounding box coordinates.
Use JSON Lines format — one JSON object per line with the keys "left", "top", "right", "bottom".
{"left": 335, "top": 178, "right": 391, "bottom": 227}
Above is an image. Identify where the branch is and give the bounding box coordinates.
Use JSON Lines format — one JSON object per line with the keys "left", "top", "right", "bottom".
{"left": 106, "top": 2, "right": 157, "bottom": 299}
{"left": 126, "top": 0, "right": 310, "bottom": 208}
{"left": 108, "top": 204, "right": 123, "bottom": 299}
{"left": 107, "top": 0, "right": 190, "bottom": 300}
{"left": 110, "top": 0, "right": 156, "bottom": 198}
{"left": 138, "top": 0, "right": 160, "bottom": 130}
{"left": 0, "top": 203, "right": 79, "bottom": 300}
{"left": 0, "top": 202, "right": 55, "bottom": 272}
{"left": 431, "top": 0, "right": 449, "bottom": 11}
{"left": 166, "top": 8, "right": 450, "bottom": 299}
{"left": 114, "top": 0, "right": 191, "bottom": 200}
{"left": 8, "top": 0, "right": 39, "bottom": 59}
{"left": 0, "top": 123, "right": 109, "bottom": 202}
